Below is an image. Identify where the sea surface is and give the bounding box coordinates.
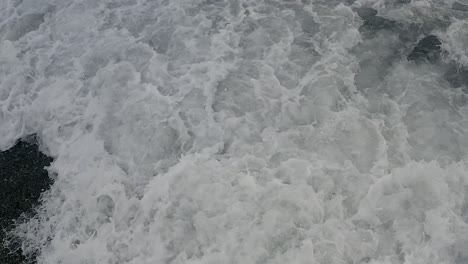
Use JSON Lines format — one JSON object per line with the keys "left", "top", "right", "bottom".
{"left": 1, "top": 0, "right": 468, "bottom": 263}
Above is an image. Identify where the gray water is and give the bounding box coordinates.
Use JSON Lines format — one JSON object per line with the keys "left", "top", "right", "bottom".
{"left": 1, "top": 0, "right": 468, "bottom": 263}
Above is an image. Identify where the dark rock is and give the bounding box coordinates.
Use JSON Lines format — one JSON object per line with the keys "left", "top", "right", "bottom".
{"left": 0, "top": 135, "right": 53, "bottom": 264}
{"left": 407, "top": 35, "right": 442, "bottom": 63}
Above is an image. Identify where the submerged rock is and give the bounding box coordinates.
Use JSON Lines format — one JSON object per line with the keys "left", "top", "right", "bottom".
{"left": 453, "top": 1, "right": 468, "bottom": 12}
{"left": 407, "top": 35, "right": 442, "bottom": 63}
{"left": 4, "top": 13, "right": 45, "bottom": 41}
{"left": 444, "top": 64, "right": 468, "bottom": 89}
{"left": 354, "top": 7, "right": 378, "bottom": 19}
{"left": 355, "top": 7, "right": 398, "bottom": 32}
{"left": 96, "top": 194, "right": 115, "bottom": 223}
{"left": 0, "top": 135, "right": 53, "bottom": 264}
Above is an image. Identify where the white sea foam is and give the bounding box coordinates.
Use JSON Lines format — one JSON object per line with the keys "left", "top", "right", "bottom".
{"left": 1, "top": 0, "right": 468, "bottom": 263}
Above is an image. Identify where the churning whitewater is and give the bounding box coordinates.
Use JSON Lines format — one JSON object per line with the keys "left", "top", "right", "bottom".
{"left": 1, "top": 0, "right": 468, "bottom": 263}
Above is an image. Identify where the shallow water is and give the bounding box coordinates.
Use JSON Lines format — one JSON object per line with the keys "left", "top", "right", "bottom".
{"left": 1, "top": 0, "right": 468, "bottom": 263}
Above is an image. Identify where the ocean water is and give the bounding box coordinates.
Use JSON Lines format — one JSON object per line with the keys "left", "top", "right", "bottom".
{"left": 1, "top": 0, "right": 468, "bottom": 263}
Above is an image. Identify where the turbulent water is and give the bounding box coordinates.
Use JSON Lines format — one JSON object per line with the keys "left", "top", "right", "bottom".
{"left": 1, "top": 0, "right": 468, "bottom": 263}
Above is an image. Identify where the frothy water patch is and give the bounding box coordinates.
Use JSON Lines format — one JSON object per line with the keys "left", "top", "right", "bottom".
{"left": 1, "top": 0, "right": 468, "bottom": 263}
